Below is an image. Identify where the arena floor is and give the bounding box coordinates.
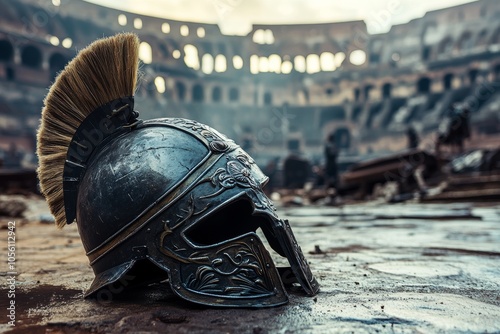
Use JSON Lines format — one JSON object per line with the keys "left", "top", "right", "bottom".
{"left": 1, "top": 196, "right": 499, "bottom": 333}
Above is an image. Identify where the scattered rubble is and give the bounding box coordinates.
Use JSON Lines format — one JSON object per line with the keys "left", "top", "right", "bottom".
{"left": 0, "top": 196, "right": 27, "bottom": 218}
{"left": 0, "top": 168, "right": 38, "bottom": 194}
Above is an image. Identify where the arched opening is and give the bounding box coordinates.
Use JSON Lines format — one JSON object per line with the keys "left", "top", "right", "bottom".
{"left": 192, "top": 84, "right": 204, "bottom": 102}
{"left": 294, "top": 55, "right": 306, "bottom": 73}
{"left": 457, "top": 31, "right": 473, "bottom": 51}
{"left": 49, "top": 53, "right": 67, "bottom": 76}
{"left": 176, "top": 81, "right": 186, "bottom": 101}
{"left": 252, "top": 29, "right": 274, "bottom": 44}
{"left": 443, "top": 73, "right": 454, "bottom": 90}
{"left": 364, "top": 85, "right": 373, "bottom": 101}
{"left": 154, "top": 76, "right": 166, "bottom": 94}
{"left": 320, "top": 52, "right": 335, "bottom": 71}
{"left": 349, "top": 50, "right": 367, "bottom": 66}
{"left": 183, "top": 44, "right": 200, "bottom": 70}
{"left": 21, "top": 45, "right": 42, "bottom": 68}
{"left": 335, "top": 52, "right": 346, "bottom": 68}
{"left": 250, "top": 55, "right": 259, "bottom": 74}
{"left": 264, "top": 29, "right": 275, "bottom": 44}
{"left": 422, "top": 47, "right": 431, "bottom": 61}
{"left": 172, "top": 50, "right": 181, "bottom": 59}
{"left": 477, "top": 29, "right": 489, "bottom": 47}
{"left": 270, "top": 54, "right": 282, "bottom": 73}
{"left": 212, "top": 86, "right": 222, "bottom": 102}
{"left": 382, "top": 83, "right": 392, "bottom": 99}
{"left": 134, "top": 18, "right": 143, "bottom": 29}
{"left": 258, "top": 56, "right": 269, "bottom": 72}
{"left": 202, "top": 53, "right": 214, "bottom": 74}
{"left": 438, "top": 37, "right": 453, "bottom": 55}
{"left": 468, "top": 68, "right": 479, "bottom": 85}
{"left": 263, "top": 92, "right": 272, "bottom": 106}
{"left": 180, "top": 25, "right": 189, "bottom": 36}
{"left": 197, "top": 27, "right": 205, "bottom": 38}
{"left": 229, "top": 87, "right": 239, "bottom": 102}
{"left": 118, "top": 14, "right": 127, "bottom": 26}
{"left": 162, "top": 22, "right": 170, "bottom": 33}
{"left": 354, "top": 88, "right": 361, "bottom": 102}
{"left": 306, "top": 54, "right": 320, "bottom": 74}
{"left": 252, "top": 29, "right": 264, "bottom": 44}
{"left": 352, "top": 105, "right": 363, "bottom": 121}
{"left": 62, "top": 38, "right": 72, "bottom": 49}
{"left": 138, "top": 42, "right": 153, "bottom": 64}
{"left": 232, "top": 55, "right": 243, "bottom": 70}
{"left": 0, "top": 40, "right": 14, "bottom": 62}
{"left": 417, "top": 77, "right": 431, "bottom": 94}
{"left": 214, "top": 54, "right": 227, "bottom": 73}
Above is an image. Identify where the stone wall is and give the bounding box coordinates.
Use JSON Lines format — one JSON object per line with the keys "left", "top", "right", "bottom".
{"left": 1, "top": 0, "right": 499, "bottom": 165}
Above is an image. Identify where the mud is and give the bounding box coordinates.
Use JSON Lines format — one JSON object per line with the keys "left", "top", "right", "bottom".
{"left": 1, "top": 197, "right": 499, "bottom": 333}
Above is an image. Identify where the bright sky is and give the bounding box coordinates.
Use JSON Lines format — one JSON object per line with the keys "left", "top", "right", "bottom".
{"left": 84, "top": 0, "right": 477, "bottom": 35}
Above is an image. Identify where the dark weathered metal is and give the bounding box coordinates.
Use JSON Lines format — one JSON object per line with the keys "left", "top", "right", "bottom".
{"left": 63, "top": 96, "right": 138, "bottom": 225}
{"left": 69, "top": 104, "right": 318, "bottom": 308}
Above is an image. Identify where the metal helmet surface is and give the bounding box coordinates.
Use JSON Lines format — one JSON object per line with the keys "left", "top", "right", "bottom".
{"left": 63, "top": 97, "right": 319, "bottom": 308}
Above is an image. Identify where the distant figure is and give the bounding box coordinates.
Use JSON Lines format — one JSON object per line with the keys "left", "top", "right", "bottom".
{"left": 456, "top": 105, "right": 471, "bottom": 151}
{"left": 324, "top": 133, "right": 339, "bottom": 191}
{"left": 436, "top": 104, "right": 471, "bottom": 155}
{"left": 283, "top": 139, "right": 310, "bottom": 189}
{"left": 406, "top": 126, "right": 419, "bottom": 149}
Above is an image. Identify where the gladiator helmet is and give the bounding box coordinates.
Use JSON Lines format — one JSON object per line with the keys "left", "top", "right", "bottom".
{"left": 63, "top": 96, "right": 319, "bottom": 307}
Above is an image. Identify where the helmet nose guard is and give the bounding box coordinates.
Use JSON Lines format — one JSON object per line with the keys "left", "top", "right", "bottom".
{"left": 67, "top": 103, "right": 319, "bottom": 307}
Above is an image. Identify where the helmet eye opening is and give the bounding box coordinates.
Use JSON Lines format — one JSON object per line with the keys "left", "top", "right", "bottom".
{"left": 184, "top": 198, "right": 268, "bottom": 246}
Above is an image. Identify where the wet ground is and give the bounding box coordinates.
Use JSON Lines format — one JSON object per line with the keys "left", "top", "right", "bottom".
{"left": 1, "top": 196, "right": 499, "bottom": 333}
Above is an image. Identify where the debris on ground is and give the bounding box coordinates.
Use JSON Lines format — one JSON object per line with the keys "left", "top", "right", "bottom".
{"left": 1, "top": 197, "right": 499, "bottom": 333}
{"left": 0, "top": 196, "right": 27, "bottom": 218}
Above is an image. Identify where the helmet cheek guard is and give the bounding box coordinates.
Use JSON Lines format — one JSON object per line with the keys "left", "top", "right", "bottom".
{"left": 155, "top": 233, "right": 288, "bottom": 307}
{"left": 66, "top": 108, "right": 319, "bottom": 308}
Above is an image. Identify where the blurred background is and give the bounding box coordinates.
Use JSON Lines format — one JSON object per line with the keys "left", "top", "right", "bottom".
{"left": 0, "top": 0, "right": 499, "bottom": 195}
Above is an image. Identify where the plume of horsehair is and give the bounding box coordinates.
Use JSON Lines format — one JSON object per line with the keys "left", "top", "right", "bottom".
{"left": 36, "top": 33, "right": 140, "bottom": 228}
